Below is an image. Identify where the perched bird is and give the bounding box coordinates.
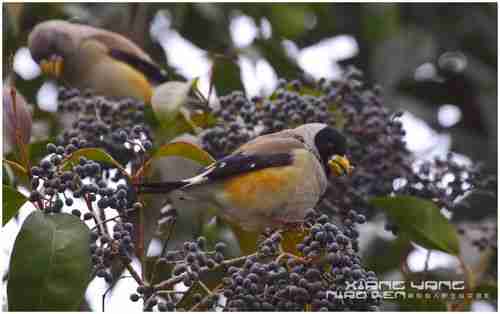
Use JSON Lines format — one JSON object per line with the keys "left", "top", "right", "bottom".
{"left": 137, "top": 123, "right": 352, "bottom": 236}
{"left": 28, "top": 20, "right": 167, "bottom": 103}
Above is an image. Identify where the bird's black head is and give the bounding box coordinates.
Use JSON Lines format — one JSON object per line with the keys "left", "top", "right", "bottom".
{"left": 314, "top": 126, "right": 348, "bottom": 174}
{"left": 28, "top": 29, "right": 53, "bottom": 63}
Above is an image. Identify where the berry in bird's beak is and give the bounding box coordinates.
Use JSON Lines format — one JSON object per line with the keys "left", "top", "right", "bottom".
{"left": 40, "top": 55, "right": 64, "bottom": 78}
{"left": 328, "top": 155, "right": 353, "bottom": 176}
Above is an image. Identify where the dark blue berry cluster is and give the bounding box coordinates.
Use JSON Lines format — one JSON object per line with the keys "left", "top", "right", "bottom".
{"left": 221, "top": 209, "right": 379, "bottom": 311}
{"left": 23, "top": 70, "right": 494, "bottom": 311}
{"left": 57, "top": 87, "right": 153, "bottom": 165}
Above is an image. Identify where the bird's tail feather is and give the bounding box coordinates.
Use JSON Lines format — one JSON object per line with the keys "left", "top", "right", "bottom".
{"left": 135, "top": 181, "right": 187, "bottom": 194}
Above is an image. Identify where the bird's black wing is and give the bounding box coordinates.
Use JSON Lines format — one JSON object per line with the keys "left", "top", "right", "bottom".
{"left": 137, "top": 152, "right": 293, "bottom": 193}
{"left": 201, "top": 152, "right": 294, "bottom": 181}
{"left": 109, "top": 49, "right": 168, "bottom": 83}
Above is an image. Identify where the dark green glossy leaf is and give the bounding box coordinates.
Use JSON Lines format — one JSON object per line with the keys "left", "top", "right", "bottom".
{"left": 3, "top": 159, "right": 29, "bottom": 188}
{"left": 7, "top": 211, "right": 92, "bottom": 310}
{"left": 62, "top": 147, "right": 125, "bottom": 172}
{"left": 150, "top": 142, "right": 215, "bottom": 167}
{"left": 364, "top": 236, "right": 411, "bottom": 276}
{"left": 2, "top": 185, "right": 27, "bottom": 225}
{"left": 370, "top": 196, "right": 460, "bottom": 255}
{"left": 3, "top": 159, "right": 27, "bottom": 178}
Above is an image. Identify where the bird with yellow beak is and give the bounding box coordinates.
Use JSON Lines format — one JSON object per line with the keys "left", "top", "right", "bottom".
{"left": 137, "top": 123, "right": 353, "bottom": 254}
{"left": 28, "top": 20, "right": 168, "bottom": 103}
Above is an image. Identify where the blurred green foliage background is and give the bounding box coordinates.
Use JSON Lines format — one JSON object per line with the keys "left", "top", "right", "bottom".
{"left": 2, "top": 3, "right": 497, "bottom": 311}
{"left": 4, "top": 3, "right": 496, "bottom": 169}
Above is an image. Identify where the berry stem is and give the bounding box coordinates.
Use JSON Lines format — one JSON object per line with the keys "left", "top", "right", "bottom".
{"left": 123, "top": 261, "right": 144, "bottom": 286}
{"left": 199, "top": 280, "right": 213, "bottom": 296}
{"left": 150, "top": 217, "right": 176, "bottom": 285}
{"left": 189, "top": 283, "right": 223, "bottom": 311}
{"left": 155, "top": 290, "right": 186, "bottom": 296}
{"left": 90, "top": 214, "right": 123, "bottom": 231}
{"left": 131, "top": 161, "right": 146, "bottom": 282}
{"left": 85, "top": 193, "right": 108, "bottom": 237}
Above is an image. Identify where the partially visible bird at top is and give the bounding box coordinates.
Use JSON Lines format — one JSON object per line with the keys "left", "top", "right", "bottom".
{"left": 28, "top": 19, "right": 168, "bottom": 103}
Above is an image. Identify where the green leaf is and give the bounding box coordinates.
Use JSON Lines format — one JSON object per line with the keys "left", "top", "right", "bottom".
{"left": 370, "top": 196, "right": 460, "bottom": 255}
{"left": 155, "top": 110, "right": 218, "bottom": 143}
{"left": 3, "top": 159, "right": 27, "bottom": 179}
{"left": 151, "top": 142, "right": 215, "bottom": 167}
{"left": 62, "top": 147, "right": 125, "bottom": 172}
{"left": 28, "top": 139, "right": 54, "bottom": 164}
{"left": 212, "top": 56, "right": 244, "bottom": 96}
{"left": 364, "top": 236, "right": 412, "bottom": 276}
{"left": 6, "top": 139, "right": 54, "bottom": 168}
{"left": 151, "top": 80, "right": 195, "bottom": 125}
{"left": 3, "top": 164, "right": 11, "bottom": 185}
{"left": 2, "top": 185, "right": 27, "bottom": 225}
{"left": 190, "top": 111, "right": 218, "bottom": 129}
{"left": 7, "top": 211, "right": 92, "bottom": 310}
{"left": 3, "top": 159, "right": 29, "bottom": 188}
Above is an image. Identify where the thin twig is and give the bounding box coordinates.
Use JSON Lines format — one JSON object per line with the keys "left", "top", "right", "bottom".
{"left": 189, "top": 283, "right": 223, "bottom": 311}
{"left": 130, "top": 154, "right": 146, "bottom": 282}
{"left": 101, "top": 275, "right": 133, "bottom": 311}
{"left": 423, "top": 249, "right": 432, "bottom": 275}
{"left": 150, "top": 217, "right": 177, "bottom": 285}
{"left": 155, "top": 290, "right": 187, "bottom": 296}
{"left": 124, "top": 261, "right": 144, "bottom": 286}
{"left": 90, "top": 214, "right": 123, "bottom": 231}
{"left": 198, "top": 280, "right": 213, "bottom": 296}
{"left": 153, "top": 274, "right": 185, "bottom": 290}
{"left": 451, "top": 256, "right": 474, "bottom": 311}
{"left": 85, "top": 193, "right": 108, "bottom": 237}
{"left": 153, "top": 253, "right": 257, "bottom": 291}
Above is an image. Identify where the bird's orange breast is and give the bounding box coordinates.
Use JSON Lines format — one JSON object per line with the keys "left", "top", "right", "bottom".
{"left": 221, "top": 165, "right": 299, "bottom": 210}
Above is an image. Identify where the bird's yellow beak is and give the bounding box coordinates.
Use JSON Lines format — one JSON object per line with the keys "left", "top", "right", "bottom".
{"left": 40, "top": 56, "right": 64, "bottom": 79}
{"left": 328, "top": 155, "right": 353, "bottom": 176}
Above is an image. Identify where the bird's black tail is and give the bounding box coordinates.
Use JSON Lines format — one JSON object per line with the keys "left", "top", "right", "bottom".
{"left": 135, "top": 181, "right": 187, "bottom": 194}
